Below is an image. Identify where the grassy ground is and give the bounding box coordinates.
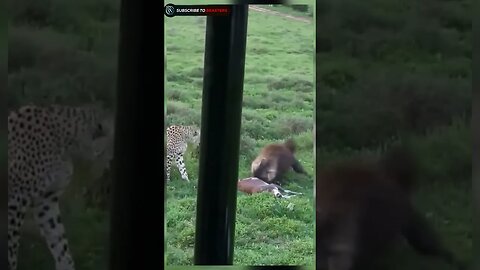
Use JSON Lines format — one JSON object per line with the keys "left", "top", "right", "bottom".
{"left": 373, "top": 180, "right": 472, "bottom": 270}
{"left": 165, "top": 7, "right": 314, "bottom": 266}
{"left": 17, "top": 163, "right": 110, "bottom": 270}
{"left": 315, "top": 123, "right": 472, "bottom": 269}
{"left": 361, "top": 178, "right": 471, "bottom": 270}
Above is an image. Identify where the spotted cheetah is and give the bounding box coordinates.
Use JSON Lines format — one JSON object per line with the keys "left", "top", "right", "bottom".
{"left": 165, "top": 125, "right": 200, "bottom": 182}
{"left": 8, "top": 104, "right": 112, "bottom": 270}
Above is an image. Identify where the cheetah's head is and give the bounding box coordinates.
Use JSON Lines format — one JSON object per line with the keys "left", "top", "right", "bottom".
{"left": 189, "top": 126, "right": 201, "bottom": 145}
{"left": 91, "top": 106, "right": 114, "bottom": 140}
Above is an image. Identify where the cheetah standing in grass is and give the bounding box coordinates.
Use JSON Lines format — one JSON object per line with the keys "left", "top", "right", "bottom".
{"left": 165, "top": 125, "right": 200, "bottom": 182}
{"left": 8, "top": 105, "right": 112, "bottom": 270}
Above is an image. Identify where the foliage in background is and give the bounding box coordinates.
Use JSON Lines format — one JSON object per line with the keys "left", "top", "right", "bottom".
{"left": 316, "top": 0, "right": 472, "bottom": 268}
{"left": 316, "top": 0, "right": 471, "bottom": 150}
{"left": 8, "top": 0, "right": 119, "bottom": 110}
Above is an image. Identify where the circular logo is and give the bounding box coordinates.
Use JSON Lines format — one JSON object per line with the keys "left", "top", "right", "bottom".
{"left": 165, "top": 4, "right": 175, "bottom": 17}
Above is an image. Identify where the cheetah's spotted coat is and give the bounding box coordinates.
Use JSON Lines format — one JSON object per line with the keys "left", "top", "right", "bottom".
{"left": 8, "top": 105, "right": 111, "bottom": 270}
{"left": 165, "top": 125, "right": 200, "bottom": 182}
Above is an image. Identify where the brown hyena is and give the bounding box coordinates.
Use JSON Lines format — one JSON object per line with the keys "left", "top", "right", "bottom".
{"left": 251, "top": 138, "right": 309, "bottom": 184}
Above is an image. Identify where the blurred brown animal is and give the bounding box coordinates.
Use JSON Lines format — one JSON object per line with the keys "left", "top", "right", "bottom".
{"left": 316, "top": 146, "right": 465, "bottom": 270}
{"left": 237, "top": 177, "right": 302, "bottom": 198}
{"left": 251, "top": 139, "right": 308, "bottom": 184}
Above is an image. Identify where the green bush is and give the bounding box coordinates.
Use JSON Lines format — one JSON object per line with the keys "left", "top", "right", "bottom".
{"left": 166, "top": 102, "right": 200, "bottom": 127}
{"left": 238, "top": 134, "right": 258, "bottom": 163}
{"left": 8, "top": 56, "right": 116, "bottom": 109}
{"left": 289, "top": 5, "right": 308, "bottom": 13}
{"left": 8, "top": 27, "right": 77, "bottom": 72}
{"left": 166, "top": 89, "right": 188, "bottom": 101}
{"left": 273, "top": 116, "right": 313, "bottom": 138}
{"left": 8, "top": 26, "right": 117, "bottom": 109}
{"left": 11, "top": 0, "right": 119, "bottom": 32}
{"left": 267, "top": 76, "right": 313, "bottom": 93}
{"left": 316, "top": 70, "right": 471, "bottom": 149}
{"left": 241, "top": 118, "right": 273, "bottom": 140}
{"left": 317, "top": 118, "right": 471, "bottom": 185}
{"left": 318, "top": 0, "right": 470, "bottom": 62}
{"left": 10, "top": 0, "right": 53, "bottom": 26}
{"left": 411, "top": 119, "right": 471, "bottom": 183}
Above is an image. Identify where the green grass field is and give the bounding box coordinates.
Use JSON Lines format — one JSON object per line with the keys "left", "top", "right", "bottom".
{"left": 17, "top": 162, "right": 111, "bottom": 270}
{"left": 165, "top": 7, "right": 315, "bottom": 266}
{"left": 378, "top": 180, "right": 472, "bottom": 270}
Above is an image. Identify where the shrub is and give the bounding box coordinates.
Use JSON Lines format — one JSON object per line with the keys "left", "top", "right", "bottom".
{"left": 267, "top": 76, "right": 313, "bottom": 93}
{"left": 238, "top": 134, "right": 258, "bottom": 163}
{"left": 166, "top": 89, "right": 188, "bottom": 101}
{"left": 242, "top": 95, "right": 271, "bottom": 110}
{"left": 411, "top": 119, "right": 471, "bottom": 183}
{"left": 289, "top": 5, "right": 308, "bottom": 13}
{"left": 167, "top": 72, "right": 193, "bottom": 83}
{"left": 8, "top": 25, "right": 118, "bottom": 108}
{"left": 292, "top": 131, "right": 314, "bottom": 152}
{"left": 187, "top": 67, "right": 203, "bottom": 78}
{"left": 241, "top": 118, "right": 273, "bottom": 140}
{"left": 11, "top": 0, "right": 119, "bottom": 32}
{"left": 8, "top": 53, "right": 116, "bottom": 108}
{"left": 10, "top": 0, "right": 53, "bottom": 26}
{"left": 273, "top": 116, "right": 313, "bottom": 138}
{"left": 316, "top": 70, "right": 471, "bottom": 149}
{"left": 8, "top": 27, "right": 77, "bottom": 72}
{"left": 166, "top": 102, "right": 201, "bottom": 127}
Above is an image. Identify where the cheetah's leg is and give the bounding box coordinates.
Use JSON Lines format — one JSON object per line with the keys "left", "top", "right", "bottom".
{"left": 31, "top": 159, "right": 75, "bottom": 270}
{"left": 175, "top": 152, "right": 190, "bottom": 182}
{"left": 33, "top": 191, "right": 75, "bottom": 270}
{"left": 8, "top": 190, "right": 30, "bottom": 270}
{"left": 166, "top": 153, "right": 174, "bottom": 182}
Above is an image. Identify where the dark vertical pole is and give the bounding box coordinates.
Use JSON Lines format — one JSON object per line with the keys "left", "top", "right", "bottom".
{"left": 0, "top": 1, "right": 7, "bottom": 268}
{"left": 473, "top": 15, "right": 480, "bottom": 270}
{"left": 194, "top": 5, "right": 249, "bottom": 265}
{"left": 109, "top": 0, "right": 139, "bottom": 268}
{"left": 109, "top": 0, "right": 163, "bottom": 269}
